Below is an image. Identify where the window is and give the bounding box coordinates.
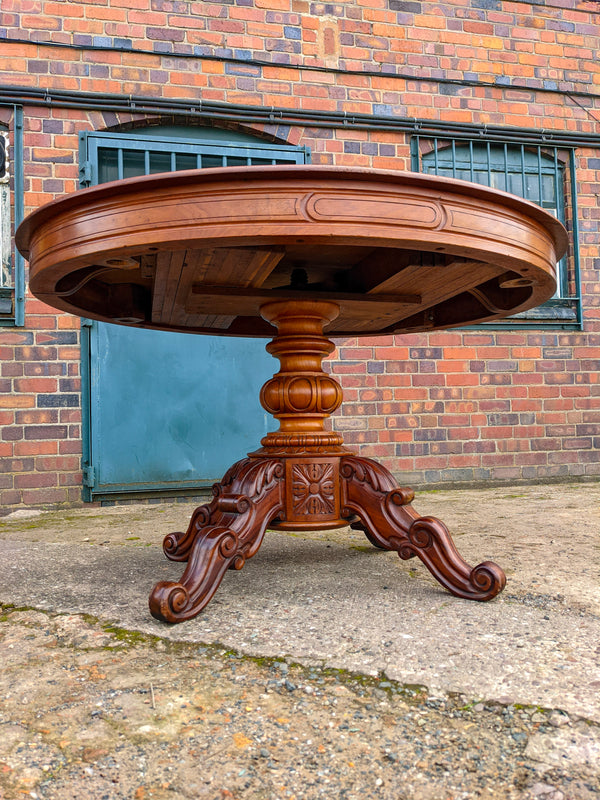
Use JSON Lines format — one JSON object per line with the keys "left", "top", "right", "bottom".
{"left": 0, "top": 130, "right": 12, "bottom": 317}
{"left": 1, "top": 108, "right": 25, "bottom": 327}
{"left": 79, "top": 127, "right": 309, "bottom": 187}
{"left": 411, "top": 136, "right": 581, "bottom": 328}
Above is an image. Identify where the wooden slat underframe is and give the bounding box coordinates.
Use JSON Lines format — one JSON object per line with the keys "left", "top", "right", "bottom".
{"left": 152, "top": 247, "right": 286, "bottom": 328}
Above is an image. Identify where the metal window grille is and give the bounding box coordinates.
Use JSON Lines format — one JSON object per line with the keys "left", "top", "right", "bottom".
{"left": 0, "top": 132, "right": 10, "bottom": 288}
{"left": 0, "top": 129, "right": 13, "bottom": 319}
{"left": 410, "top": 136, "right": 581, "bottom": 326}
{"left": 80, "top": 131, "right": 309, "bottom": 187}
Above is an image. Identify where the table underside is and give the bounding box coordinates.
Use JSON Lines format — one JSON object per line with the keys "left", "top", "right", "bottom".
{"left": 18, "top": 166, "right": 565, "bottom": 337}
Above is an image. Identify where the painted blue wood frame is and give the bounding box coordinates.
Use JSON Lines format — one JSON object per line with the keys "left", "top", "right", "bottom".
{"left": 0, "top": 105, "right": 25, "bottom": 327}
{"left": 80, "top": 126, "right": 309, "bottom": 499}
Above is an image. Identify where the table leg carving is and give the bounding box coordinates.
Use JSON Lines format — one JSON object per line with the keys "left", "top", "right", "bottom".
{"left": 341, "top": 455, "right": 506, "bottom": 601}
{"left": 160, "top": 460, "right": 258, "bottom": 563}
{"left": 149, "top": 457, "right": 285, "bottom": 623}
{"left": 150, "top": 300, "right": 505, "bottom": 622}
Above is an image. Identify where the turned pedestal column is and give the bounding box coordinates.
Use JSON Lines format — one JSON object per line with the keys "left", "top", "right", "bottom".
{"left": 148, "top": 300, "right": 506, "bottom": 623}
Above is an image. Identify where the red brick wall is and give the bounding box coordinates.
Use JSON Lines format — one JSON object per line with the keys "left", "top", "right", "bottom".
{"left": 329, "top": 329, "right": 600, "bottom": 487}
{"left": 1, "top": 0, "right": 599, "bottom": 508}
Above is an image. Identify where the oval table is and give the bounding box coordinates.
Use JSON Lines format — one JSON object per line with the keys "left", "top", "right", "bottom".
{"left": 17, "top": 166, "right": 567, "bottom": 623}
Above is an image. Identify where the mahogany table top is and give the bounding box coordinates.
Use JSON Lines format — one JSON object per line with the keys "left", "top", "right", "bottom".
{"left": 17, "top": 165, "right": 567, "bottom": 338}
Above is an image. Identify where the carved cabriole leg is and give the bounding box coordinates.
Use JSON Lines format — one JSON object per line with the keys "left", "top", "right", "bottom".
{"left": 340, "top": 455, "right": 506, "bottom": 601}
{"left": 149, "top": 457, "right": 285, "bottom": 623}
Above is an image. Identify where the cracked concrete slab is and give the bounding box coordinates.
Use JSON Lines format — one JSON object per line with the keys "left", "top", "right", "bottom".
{"left": 1, "top": 482, "right": 599, "bottom": 722}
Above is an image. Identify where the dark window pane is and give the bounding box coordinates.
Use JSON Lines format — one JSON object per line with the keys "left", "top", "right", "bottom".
{"left": 541, "top": 173, "right": 556, "bottom": 205}
{"left": 176, "top": 153, "right": 198, "bottom": 171}
{"left": 122, "top": 150, "right": 146, "bottom": 179}
{"left": 149, "top": 151, "right": 172, "bottom": 174}
{"left": 98, "top": 148, "right": 119, "bottom": 184}
{"left": 0, "top": 135, "right": 6, "bottom": 180}
{"left": 507, "top": 172, "right": 524, "bottom": 197}
{"left": 201, "top": 154, "right": 224, "bottom": 168}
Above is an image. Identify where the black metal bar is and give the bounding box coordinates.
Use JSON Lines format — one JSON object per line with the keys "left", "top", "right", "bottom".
{"left": 1, "top": 85, "right": 600, "bottom": 147}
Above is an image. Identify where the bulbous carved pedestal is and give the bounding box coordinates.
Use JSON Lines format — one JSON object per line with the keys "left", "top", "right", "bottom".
{"left": 149, "top": 300, "right": 506, "bottom": 624}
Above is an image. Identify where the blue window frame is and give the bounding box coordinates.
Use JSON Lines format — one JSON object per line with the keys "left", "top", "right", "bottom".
{"left": 79, "top": 127, "right": 308, "bottom": 187}
{"left": 411, "top": 136, "right": 581, "bottom": 328}
{"left": 0, "top": 131, "right": 11, "bottom": 310}
{"left": 1, "top": 106, "right": 25, "bottom": 327}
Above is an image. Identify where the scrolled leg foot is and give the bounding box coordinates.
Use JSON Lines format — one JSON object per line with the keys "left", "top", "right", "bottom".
{"left": 150, "top": 527, "right": 244, "bottom": 622}
{"left": 470, "top": 560, "right": 507, "bottom": 597}
{"left": 149, "top": 580, "right": 192, "bottom": 623}
{"left": 403, "top": 516, "right": 506, "bottom": 601}
{"left": 149, "top": 458, "right": 284, "bottom": 623}
{"left": 341, "top": 455, "right": 506, "bottom": 602}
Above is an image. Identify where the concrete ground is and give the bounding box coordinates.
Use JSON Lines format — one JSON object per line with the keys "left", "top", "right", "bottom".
{"left": 0, "top": 481, "right": 599, "bottom": 798}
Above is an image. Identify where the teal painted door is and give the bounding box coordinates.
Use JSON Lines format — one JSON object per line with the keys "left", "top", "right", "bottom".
{"left": 81, "top": 128, "right": 308, "bottom": 498}
{"left": 84, "top": 323, "right": 274, "bottom": 495}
